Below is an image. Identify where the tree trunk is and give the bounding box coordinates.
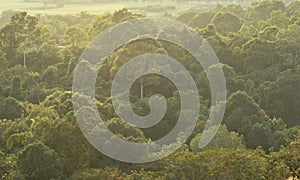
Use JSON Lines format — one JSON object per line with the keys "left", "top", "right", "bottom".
{"left": 140, "top": 81, "right": 144, "bottom": 99}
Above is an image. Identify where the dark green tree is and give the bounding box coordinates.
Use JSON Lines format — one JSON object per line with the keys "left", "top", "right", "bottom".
{"left": 0, "top": 97, "right": 23, "bottom": 120}
{"left": 17, "top": 141, "right": 63, "bottom": 180}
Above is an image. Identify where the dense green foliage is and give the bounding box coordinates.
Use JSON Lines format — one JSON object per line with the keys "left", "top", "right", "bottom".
{"left": 1, "top": 0, "right": 300, "bottom": 179}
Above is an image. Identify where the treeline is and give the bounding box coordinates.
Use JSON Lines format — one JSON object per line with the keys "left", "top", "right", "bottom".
{"left": 130, "top": 5, "right": 176, "bottom": 13}
{"left": 0, "top": 0, "right": 300, "bottom": 179}
{"left": 23, "top": 0, "right": 254, "bottom": 4}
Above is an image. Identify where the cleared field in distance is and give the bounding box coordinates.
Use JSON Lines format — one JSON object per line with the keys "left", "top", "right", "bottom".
{"left": 0, "top": 1, "right": 203, "bottom": 16}
{"left": 0, "top": 0, "right": 247, "bottom": 16}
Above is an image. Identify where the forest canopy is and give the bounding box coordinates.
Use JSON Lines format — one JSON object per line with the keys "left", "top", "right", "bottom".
{"left": 1, "top": 0, "right": 300, "bottom": 179}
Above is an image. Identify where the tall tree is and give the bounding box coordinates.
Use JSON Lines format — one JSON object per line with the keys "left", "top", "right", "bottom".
{"left": 0, "top": 12, "right": 39, "bottom": 66}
